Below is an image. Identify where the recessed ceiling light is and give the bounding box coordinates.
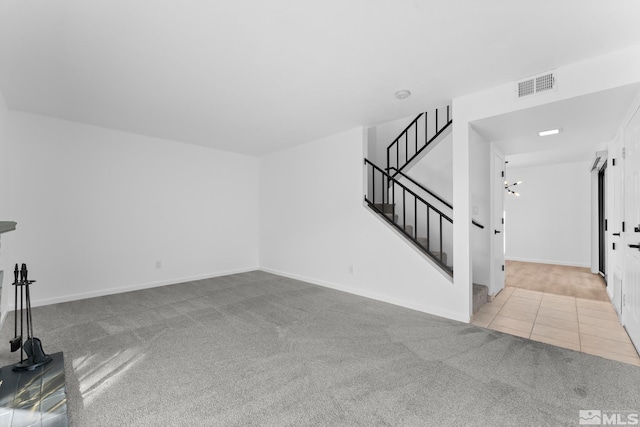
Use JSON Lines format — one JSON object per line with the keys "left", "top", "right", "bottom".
{"left": 538, "top": 128, "right": 562, "bottom": 137}
{"left": 395, "top": 90, "right": 411, "bottom": 100}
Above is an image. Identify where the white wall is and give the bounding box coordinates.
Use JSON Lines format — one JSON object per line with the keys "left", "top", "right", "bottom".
{"left": 0, "top": 88, "right": 10, "bottom": 323}
{"left": 2, "top": 112, "right": 259, "bottom": 307}
{"left": 0, "top": 89, "right": 8, "bottom": 216}
{"left": 259, "top": 127, "right": 467, "bottom": 322}
{"left": 504, "top": 161, "right": 591, "bottom": 267}
{"left": 371, "top": 114, "right": 414, "bottom": 167}
{"left": 404, "top": 132, "right": 453, "bottom": 207}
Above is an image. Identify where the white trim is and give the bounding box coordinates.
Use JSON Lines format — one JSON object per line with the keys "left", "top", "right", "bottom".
{"left": 505, "top": 256, "right": 590, "bottom": 268}
{"left": 19, "top": 266, "right": 259, "bottom": 310}
{"left": 590, "top": 165, "right": 600, "bottom": 274}
{"left": 489, "top": 143, "right": 506, "bottom": 296}
{"left": 607, "top": 284, "right": 615, "bottom": 302}
{"left": 259, "top": 267, "right": 469, "bottom": 323}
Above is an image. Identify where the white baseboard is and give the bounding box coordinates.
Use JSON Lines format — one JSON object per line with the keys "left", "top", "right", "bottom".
{"left": 11, "top": 265, "right": 470, "bottom": 324}
{"left": 22, "top": 266, "right": 259, "bottom": 310}
{"left": 505, "top": 257, "right": 590, "bottom": 268}
{"left": 259, "top": 267, "right": 469, "bottom": 323}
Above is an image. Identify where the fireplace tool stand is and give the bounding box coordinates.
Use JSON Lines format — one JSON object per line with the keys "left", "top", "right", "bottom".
{"left": 11, "top": 263, "right": 52, "bottom": 371}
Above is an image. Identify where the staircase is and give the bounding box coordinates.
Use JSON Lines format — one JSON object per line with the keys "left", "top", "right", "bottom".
{"left": 365, "top": 159, "right": 453, "bottom": 275}
{"left": 473, "top": 284, "right": 489, "bottom": 313}
{"left": 365, "top": 106, "right": 490, "bottom": 309}
{"left": 364, "top": 106, "right": 454, "bottom": 275}
{"left": 372, "top": 201, "right": 449, "bottom": 266}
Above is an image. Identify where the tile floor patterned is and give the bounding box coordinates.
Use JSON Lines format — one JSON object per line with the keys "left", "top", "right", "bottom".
{"left": 472, "top": 262, "right": 640, "bottom": 367}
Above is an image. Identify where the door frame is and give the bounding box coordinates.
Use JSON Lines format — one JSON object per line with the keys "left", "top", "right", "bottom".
{"left": 598, "top": 162, "right": 607, "bottom": 279}
{"left": 489, "top": 144, "right": 506, "bottom": 296}
{"left": 608, "top": 134, "right": 625, "bottom": 314}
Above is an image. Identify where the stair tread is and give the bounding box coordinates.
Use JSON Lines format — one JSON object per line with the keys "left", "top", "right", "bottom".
{"left": 372, "top": 203, "right": 394, "bottom": 213}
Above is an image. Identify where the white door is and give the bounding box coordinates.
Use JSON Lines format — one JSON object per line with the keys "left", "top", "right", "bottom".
{"left": 622, "top": 106, "right": 640, "bottom": 348}
{"left": 490, "top": 148, "right": 506, "bottom": 296}
{"left": 610, "top": 136, "right": 624, "bottom": 314}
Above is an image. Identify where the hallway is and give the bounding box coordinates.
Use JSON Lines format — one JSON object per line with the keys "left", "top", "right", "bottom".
{"left": 472, "top": 261, "right": 640, "bottom": 366}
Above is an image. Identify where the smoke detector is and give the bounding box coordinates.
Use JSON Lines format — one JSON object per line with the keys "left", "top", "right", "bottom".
{"left": 516, "top": 71, "right": 557, "bottom": 98}
{"left": 395, "top": 90, "right": 411, "bottom": 100}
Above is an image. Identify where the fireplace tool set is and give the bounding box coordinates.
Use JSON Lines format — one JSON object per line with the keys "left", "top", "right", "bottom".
{"left": 10, "top": 263, "right": 52, "bottom": 371}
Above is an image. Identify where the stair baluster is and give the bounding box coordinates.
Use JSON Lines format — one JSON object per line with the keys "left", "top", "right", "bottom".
{"left": 364, "top": 159, "right": 453, "bottom": 275}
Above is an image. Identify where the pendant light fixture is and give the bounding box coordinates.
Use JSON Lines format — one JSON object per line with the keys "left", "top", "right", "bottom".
{"left": 504, "top": 161, "right": 522, "bottom": 196}
{"left": 505, "top": 180, "right": 522, "bottom": 196}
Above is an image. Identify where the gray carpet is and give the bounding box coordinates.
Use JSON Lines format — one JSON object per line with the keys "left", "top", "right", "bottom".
{"left": 0, "top": 270, "right": 638, "bottom": 426}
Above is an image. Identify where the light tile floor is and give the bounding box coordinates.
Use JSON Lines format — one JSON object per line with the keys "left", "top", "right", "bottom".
{"left": 472, "top": 287, "right": 640, "bottom": 367}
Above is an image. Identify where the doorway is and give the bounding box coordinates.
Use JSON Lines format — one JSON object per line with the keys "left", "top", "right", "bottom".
{"left": 470, "top": 84, "right": 640, "bottom": 363}
{"left": 598, "top": 162, "right": 607, "bottom": 279}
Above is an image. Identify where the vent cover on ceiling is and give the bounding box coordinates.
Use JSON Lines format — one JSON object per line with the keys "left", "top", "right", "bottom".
{"left": 517, "top": 71, "right": 556, "bottom": 98}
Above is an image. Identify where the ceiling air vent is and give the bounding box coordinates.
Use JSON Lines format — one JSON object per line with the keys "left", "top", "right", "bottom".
{"left": 516, "top": 71, "right": 556, "bottom": 98}
{"left": 518, "top": 79, "right": 535, "bottom": 97}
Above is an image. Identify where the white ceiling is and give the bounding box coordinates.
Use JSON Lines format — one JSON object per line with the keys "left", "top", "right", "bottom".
{"left": 1, "top": 1, "right": 640, "bottom": 156}
{"left": 472, "top": 83, "right": 640, "bottom": 168}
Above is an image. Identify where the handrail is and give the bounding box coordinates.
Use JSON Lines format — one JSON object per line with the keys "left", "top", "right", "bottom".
{"left": 366, "top": 160, "right": 451, "bottom": 222}
{"left": 365, "top": 158, "right": 453, "bottom": 274}
{"left": 388, "top": 167, "right": 485, "bottom": 230}
{"left": 393, "top": 119, "right": 452, "bottom": 177}
{"left": 386, "top": 106, "right": 452, "bottom": 179}
{"left": 392, "top": 113, "right": 424, "bottom": 148}
{"left": 388, "top": 167, "right": 452, "bottom": 209}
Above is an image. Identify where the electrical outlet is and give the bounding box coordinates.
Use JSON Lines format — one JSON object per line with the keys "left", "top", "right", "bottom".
{"left": 155, "top": 261, "right": 162, "bottom": 269}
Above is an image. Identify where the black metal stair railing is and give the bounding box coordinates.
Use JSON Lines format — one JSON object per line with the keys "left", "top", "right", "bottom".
{"left": 388, "top": 166, "right": 485, "bottom": 230}
{"left": 386, "top": 106, "right": 452, "bottom": 179}
{"left": 365, "top": 159, "right": 453, "bottom": 275}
